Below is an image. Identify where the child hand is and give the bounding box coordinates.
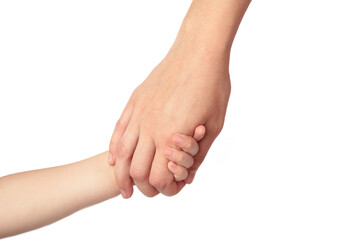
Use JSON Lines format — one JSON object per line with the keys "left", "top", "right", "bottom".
{"left": 165, "top": 125, "right": 206, "bottom": 182}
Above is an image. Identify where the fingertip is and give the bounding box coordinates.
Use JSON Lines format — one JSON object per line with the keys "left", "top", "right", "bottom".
{"left": 121, "top": 183, "right": 134, "bottom": 199}
{"left": 114, "top": 161, "right": 133, "bottom": 198}
{"left": 170, "top": 164, "right": 189, "bottom": 182}
{"left": 167, "top": 161, "right": 176, "bottom": 175}
{"left": 170, "top": 161, "right": 177, "bottom": 169}
{"left": 108, "top": 153, "right": 115, "bottom": 165}
{"left": 122, "top": 187, "right": 134, "bottom": 199}
{"left": 193, "top": 125, "right": 206, "bottom": 141}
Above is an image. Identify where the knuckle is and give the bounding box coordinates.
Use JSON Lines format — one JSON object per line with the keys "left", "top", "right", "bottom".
{"left": 116, "top": 142, "right": 129, "bottom": 159}
{"left": 129, "top": 167, "right": 147, "bottom": 181}
{"left": 149, "top": 175, "right": 168, "bottom": 190}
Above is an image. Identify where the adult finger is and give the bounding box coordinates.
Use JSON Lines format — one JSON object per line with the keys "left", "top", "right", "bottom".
{"left": 109, "top": 101, "right": 134, "bottom": 165}
{"left": 114, "top": 156, "right": 133, "bottom": 198}
{"left": 130, "top": 135, "right": 159, "bottom": 197}
{"left": 149, "top": 148, "right": 183, "bottom": 196}
{"left": 114, "top": 121, "right": 139, "bottom": 198}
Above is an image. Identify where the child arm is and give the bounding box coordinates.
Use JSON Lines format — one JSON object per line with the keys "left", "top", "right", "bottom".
{"left": 0, "top": 151, "right": 120, "bottom": 238}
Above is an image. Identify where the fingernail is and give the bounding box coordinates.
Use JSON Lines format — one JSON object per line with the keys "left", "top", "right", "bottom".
{"left": 108, "top": 153, "right": 113, "bottom": 164}
{"left": 187, "top": 170, "right": 196, "bottom": 184}
{"left": 164, "top": 149, "right": 174, "bottom": 158}
{"left": 171, "top": 161, "right": 177, "bottom": 169}
{"left": 175, "top": 135, "right": 183, "bottom": 145}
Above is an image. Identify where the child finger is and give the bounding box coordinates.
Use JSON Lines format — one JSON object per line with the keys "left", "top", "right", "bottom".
{"left": 193, "top": 125, "right": 206, "bottom": 141}
{"left": 164, "top": 147, "right": 194, "bottom": 168}
{"left": 173, "top": 134, "right": 199, "bottom": 156}
{"left": 167, "top": 161, "right": 188, "bottom": 182}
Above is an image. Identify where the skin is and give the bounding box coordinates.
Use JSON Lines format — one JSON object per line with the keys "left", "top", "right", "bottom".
{"left": 109, "top": 0, "right": 252, "bottom": 198}
{"left": 0, "top": 152, "right": 118, "bottom": 238}
{"left": 0, "top": 129, "right": 205, "bottom": 238}
{"left": 167, "top": 125, "right": 206, "bottom": 181}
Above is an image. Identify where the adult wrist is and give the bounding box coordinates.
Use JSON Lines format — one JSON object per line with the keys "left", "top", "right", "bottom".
{"left": 170, "top": 25, "right": 231, "bottom": 67}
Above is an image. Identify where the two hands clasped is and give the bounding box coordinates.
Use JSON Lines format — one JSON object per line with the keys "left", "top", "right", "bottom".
{"left": 0, "top": 126, "right": 207, "bottom": 238}
{"left": 0, "top": 0, "right": 252, "bottom": 237}
{"left": 109, "top": 125, "right": 207, "bottom": 198}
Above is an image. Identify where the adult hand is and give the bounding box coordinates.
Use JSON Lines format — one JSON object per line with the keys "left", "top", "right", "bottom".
{"left": 108, "top": 0, "right": 251, "bottom": 198}
{"left": 109, "top": 43, "right": 230, "bottom": 198}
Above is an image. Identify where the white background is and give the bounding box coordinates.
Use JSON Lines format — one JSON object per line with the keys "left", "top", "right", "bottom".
{"left": 1, "top": 0, "right": 359, "bottom": 239}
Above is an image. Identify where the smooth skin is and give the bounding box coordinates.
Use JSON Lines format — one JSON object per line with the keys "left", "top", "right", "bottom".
{"left": 0, "top": 127, "right": 205, "bottom": 238}
{"left": 109, "top": 0, "right": 252, "bottom": 198}
{"left": 166, "top": 125, "right": 206, "bottom": 181}
{"left": 0, "top": 152, "right": 118, "bottom": 238}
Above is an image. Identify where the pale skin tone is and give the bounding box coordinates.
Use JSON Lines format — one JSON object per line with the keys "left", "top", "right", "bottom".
{"left": 109, "top": 0, "right": 252, "bottom": 198}
{"left": 0, "top": 127, "right": 205, "bottom": 238}
{"left": 0, "top": 0, "right": 252, "bottom": 237}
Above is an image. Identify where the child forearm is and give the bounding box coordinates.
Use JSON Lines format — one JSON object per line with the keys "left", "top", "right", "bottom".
{"left": 0, "top": 151, "right": 120, "bottom": 238}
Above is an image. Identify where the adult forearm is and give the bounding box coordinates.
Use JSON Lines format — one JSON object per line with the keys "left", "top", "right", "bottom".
{"left": 170, "top": 0, "right": 251, "bottom": 65}
{"left": 0, "top": 151, "right": 119, "bottom": 238}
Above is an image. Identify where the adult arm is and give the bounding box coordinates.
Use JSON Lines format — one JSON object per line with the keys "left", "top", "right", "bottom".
{"left": 109, "top": 0, "right": 252, "bottom": 198}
